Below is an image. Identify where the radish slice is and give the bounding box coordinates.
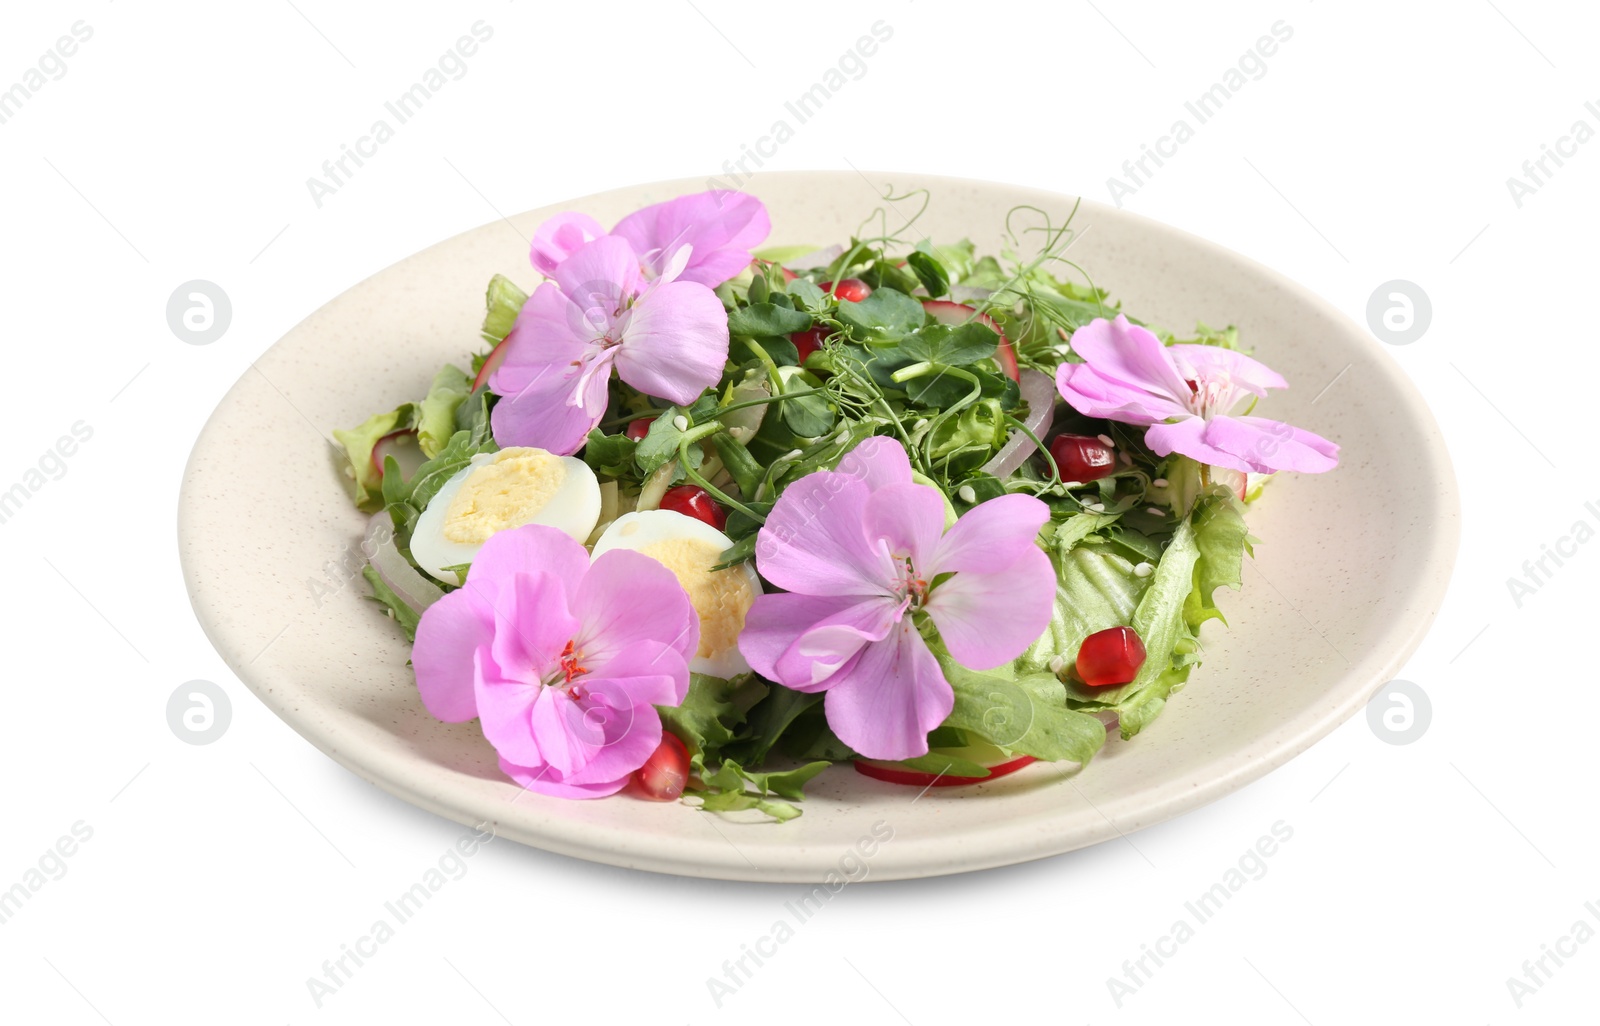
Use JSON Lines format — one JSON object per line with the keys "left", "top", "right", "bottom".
{"left": 921, "top": 299, "right": 1019, "bottom": 381}
{"left": 980, "top": 368, "right": 1056, "bottom": 480}
{"left": 364, "top": 512, "right": 445, "bottom": 613}
{"left": 471, "top": 335, "right": 512, "bottom": 392}
{"left": 372, "top": 429, "right": 426, "bottom": 483}
{"left": 854, "top": 754, "right": 1037, "bottom": 788}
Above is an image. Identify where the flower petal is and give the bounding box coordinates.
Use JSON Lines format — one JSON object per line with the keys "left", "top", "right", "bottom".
{"left": 529, "top": 212, "right": 604, "bottom": 278}
{"left": 614, "top": 279, "right": 729, "bottom": 405}
{"left": 489, "top": 286, "right": 609, "bottom": 454}
{"left": 474, "top": 651, "right": 550, "bottom": 768}
{"left": 738, "top": 591, "right": 863, "bottom": 681}
{"left": 463, "top": 524, "right": 591, "bottom": 602}
{"left": 754, "top": 473, "right": 893, "bottom": 597}
{"left": 927, "top": 493, "right": 1050, "bottom": 576}
{"left": 480, "top": 571, "right": 577, "bottom": 690}
{"left": 1199, "top": 414, "right": 1340, "bottom": 474}
{"left": 821, "top": 622, "right": 951, "bottom": 760}
{"left": 863, "top": 482, "right": 947, "bottom": 570}
{"left": 574, "top": 549, "right": 700, "bottom": 671}
{"left": 612, "top": 190, "right": 771, "bottom": 287}
{"left": 551, "top": 234, "right": 642, "bottom": 303}
{"left": 411, "top": 589, "right": 494, "bottom": 722}
{"left": 499, "top": 755, "right": 631, "bottom": 799}
{"left": 834, "top": 435, "right": 914, "bottom": 492}
{"left": 774, "top": 595, "right": 902, "bottom": 691}
{"left": 576, "top": 641, "right": 691, "bottom": 709}
{"left": 1067, "top": 315, "right": 1192, "bottom": 403}
{"left": 924, "top": 547, "right": 1056, "bottom": 670}
{"left": 1056, "top": 362, "right": 1188, "bottom": 424}
{"left": 1143, "top": 416, "right": 1252, "bottom": 472}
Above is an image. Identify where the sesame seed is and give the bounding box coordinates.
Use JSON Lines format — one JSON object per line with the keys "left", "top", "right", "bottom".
{"left": 1097, "top": 433, "right": 1115, "bottom": 448}
{"left": 1119, "top": 451, "right": 1133, "bottom": 466}
{"left": 1145, "top": 506, "right": 1164, "bottom": 516}
{"left": 672, "top": 415, "right": 689, "bottom": 431}
{"left": 957, "top": 485, "right": 977, "bottom": 503}
{"left": 1048, "top": 655, "right": 1067, "bottom": 675}
{"left": 1152, "top": 477, "right": 1168, "bottom": 487}
{"left": 1085, "top": 502, "right": 1105, "bottom": 513}
{"left": 1134, "top": 562, "right": 1154, "bottom": 577}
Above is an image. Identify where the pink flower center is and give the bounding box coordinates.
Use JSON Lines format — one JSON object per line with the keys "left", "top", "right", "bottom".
{"left": 548, "top": 639, "right": 591, "bottom": 699}
{"left": 1185, "top": 371, "right": 1244, "bottom": 420}
{"left": 890, "top": 553, "right": 929, "bottom": 611}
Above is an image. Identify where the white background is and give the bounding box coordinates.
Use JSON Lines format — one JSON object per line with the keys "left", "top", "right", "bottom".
{"left": 1, "top": 1, "right": 1593, "bottom": 1023}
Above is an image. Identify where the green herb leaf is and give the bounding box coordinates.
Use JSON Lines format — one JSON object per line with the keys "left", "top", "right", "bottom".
{"left": 361, "top": 565, "right": 422, "bottom": 642}
{"left": 836, "top": 287, "right": 926, "bottom": 342}
{"left": 906, "top": 247, "right": 950, "bottom": 298}
{"left": 728, "top": 303, "right": 813, "bottom": 337}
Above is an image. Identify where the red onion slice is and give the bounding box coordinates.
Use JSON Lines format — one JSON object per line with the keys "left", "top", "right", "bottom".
{"left": 364, "top": 512, "right": 445, "bottom": 614}
{"left": 980, "top": 368, "right": 1056, "bottom": 480}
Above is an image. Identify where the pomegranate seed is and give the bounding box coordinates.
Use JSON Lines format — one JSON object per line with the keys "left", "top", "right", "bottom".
{"left": 625, "top": 418, "right": 653, "bottom": 441}
{"left": 1076, "top": 626, "right": 1147, "bottom": 688}
{"left": 821, "top": 278, "right": 872, "bottom": 303}
{"left": 1049, "top": 434, "right": 1117, "bottom": 483}
{"left": 791, "top": 327, "right": 827, "bottom": 362}
{"left": 660, "top": 484, "right": 728, "bottom": 530}
{"left": 634, "top": 732, "right": 691, "bottom": 801}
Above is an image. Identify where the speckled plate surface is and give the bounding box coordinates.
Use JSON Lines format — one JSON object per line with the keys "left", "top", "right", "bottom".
{"left": 179, "top": 172, "right": 1457, "bottom": 882}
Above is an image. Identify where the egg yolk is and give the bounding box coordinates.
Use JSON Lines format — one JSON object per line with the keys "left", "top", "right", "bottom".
{"left": 638, "top": 536, "right": 754, "bottom": 659}
{"left": 442, "top": 448, "right": 566, "bottom": 544}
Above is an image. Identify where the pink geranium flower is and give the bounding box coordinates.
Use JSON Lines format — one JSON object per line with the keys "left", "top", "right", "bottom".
{"left": 738, "top": 438, "right": 1055, "bottom": 761}
{"left": 412, "top": 524, "right": 699, "bottom": 798}
{"left": 489, "top": 235, "right": 730, "bottom": 454}
{"left": 529, "top": 190, "right": 769, "bottom": 287}
{"left": 1056, "top": 315, "right": 1339, "bottom": 474}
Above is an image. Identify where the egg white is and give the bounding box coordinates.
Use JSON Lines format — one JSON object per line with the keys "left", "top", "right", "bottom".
{"left": 591, "top": 509, "right": 761, "bottom": 679}
{"left": 411, "top": 449, "right": 601, "bottom": 584}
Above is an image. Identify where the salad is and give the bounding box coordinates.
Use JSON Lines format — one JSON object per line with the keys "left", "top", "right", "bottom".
{"left": 334, "top": 188, "right": 1338, "bottom": 820}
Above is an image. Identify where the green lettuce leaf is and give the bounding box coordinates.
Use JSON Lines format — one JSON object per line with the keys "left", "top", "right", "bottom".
{"left": 939, "top": 654, "right": 1106, "bottom": 765}
{"left": 417, "top": 364, "right": 472, "bottom": 459}
{"left": 333, "top": 404, "right": 417, "bottom": 512}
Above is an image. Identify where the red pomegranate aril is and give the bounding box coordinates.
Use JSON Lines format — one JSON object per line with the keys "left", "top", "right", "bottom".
{"left": 791, "top": 327, "right": 827, "bottom": 362}
{"left": 634, "top": 733, "right": 691, "bottom": 801}
{"left": 1076, "top": 626, "right": 1147, "bottom": 688}
{"left": 1049, "top": 434, "right": 1117, "bottom": 483}
{"left": 659, "top": 484, "right": 728, "bottom": 530}
{"left": 821, "top": 278, "right": 872, "bottom": 303}
{"left": 625, "top": 418, "right": 654, "bottom": 441}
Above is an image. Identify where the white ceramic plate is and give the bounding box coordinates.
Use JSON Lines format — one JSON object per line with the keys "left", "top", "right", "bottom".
{"left": 179, "top": 172, "right": 1457, "bottom": 882}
